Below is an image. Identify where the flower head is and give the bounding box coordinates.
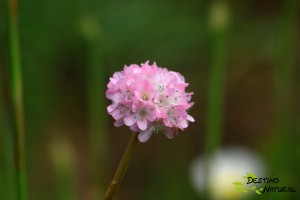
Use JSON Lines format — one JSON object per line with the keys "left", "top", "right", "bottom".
{"left": 106, "top": 61, "right": 194, "bottom": 142}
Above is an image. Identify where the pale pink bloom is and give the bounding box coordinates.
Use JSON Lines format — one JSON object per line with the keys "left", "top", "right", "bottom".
{"left": 124, "top": 102, "right": 156, "bottom": 131}
{"left": 106, "top": 61, "right": 194, "bottom": 142}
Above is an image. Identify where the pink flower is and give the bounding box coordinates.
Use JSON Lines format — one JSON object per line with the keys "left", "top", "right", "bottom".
{"left": 106, "top": 61, "right": 194, "bottom": 142}
{"left": 124, "top": 102, "right": 156, "bottom": 131}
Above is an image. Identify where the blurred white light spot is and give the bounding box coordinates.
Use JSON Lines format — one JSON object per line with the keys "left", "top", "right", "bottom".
{"left": 190, "top": 146, "right": 266, "bottom": 200}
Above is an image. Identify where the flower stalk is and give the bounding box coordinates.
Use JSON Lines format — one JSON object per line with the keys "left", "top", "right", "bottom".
{"left": 205, "top": 0, "right": 229, "bottom": 158}
{"left": 270, "top": 1, "right": 297, "bottom": 200}
{"left": 6, "top": 0, "right": 27, "bottom": 199}
{"left": 104, "top": 133, "right": 139, "bottom": 200}
{"left": 80, "top": 15, "right": 108, "bottom": 197}
{"left": 204, "top": 1, "right": 229, "bottom": 199}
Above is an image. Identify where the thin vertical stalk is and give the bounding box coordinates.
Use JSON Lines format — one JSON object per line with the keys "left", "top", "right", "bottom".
{"left": 50, "top": 137, "right": 77, "bottom": 200}
{"left": 104, "top": 133, "right": 139, "bottom": 200}
{"left": 273, "top": 0, "right": 297, "bottom": 149}
{"left": 274, "top": 1, "right": 297, "bottom": 132}
{"left": 204, "top": 1, "right": 229, "bottom": 199}
{"left": 270, "top": 0, "right": 297, "bottom": 199}
{"left": 205, "top": 24, "right": 228, "bottom": 154}
{"left": 6, "top": 0, "right": 27, "bottom": 199}
{"left": 1, "top": 128, "right": 17, "bottom": 200}
{"left": 0, "top": 85, "right": 17, "bottom": 200}
{"left": 0, "top": 146, "right": 3, "bottom": 200}
{"left": 0, "top": 95, "right": 5, "bottom": 200}
{"left": 205, "top": 0, "right": 229, "bottom": 164}
{"left": 80, "top": 15, "right": 108, "bottom": 198}
{"left": 87, "top": 42, "right": 108, "bottom": 197}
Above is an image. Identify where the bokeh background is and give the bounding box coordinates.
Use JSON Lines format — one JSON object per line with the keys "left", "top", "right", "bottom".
{"left": 1, "top": 0, "right": 300, "bottom": 200}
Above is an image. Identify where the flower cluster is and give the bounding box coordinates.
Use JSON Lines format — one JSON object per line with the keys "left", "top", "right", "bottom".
{"left": 106, "top": 61, "right": 194, "bottom": 142}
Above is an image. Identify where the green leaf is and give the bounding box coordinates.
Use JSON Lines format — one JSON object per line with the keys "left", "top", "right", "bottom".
{"left": 235, "top": 187, "right": 241, "bottom": 191}
{"left": 255, "top": 190, "right": 261, "bottom": 195}
{"left": 251, "top": 186, "right": 256, "bottom": 190}
{"left": 242, "top": 176, "right": 248, "bottom": 179}
{"left": 259, "top": 187, "right": 264, "bottom": 191}
{"left": 241, "top": 188, "right": 248, "bottom": 193}
{"left": 247, "top": 172, "right": 257, "bottom": 179}
{"left": 232, "top": 182, "right": 243, "bottom": 186}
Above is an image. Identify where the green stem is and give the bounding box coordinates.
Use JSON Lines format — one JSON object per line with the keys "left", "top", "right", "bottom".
{"left": 205, "top": 2, "right": 228, "bottom": 158}
{"left": 0, "top": 101, "right": 5, "bottom": 200}
{"left": 204, "top": 1, "right": 229, "bottom": 199}
{"left": 0, "top": 93, "right": 17, "bottom": 200}
{"left": 270, "top": 0, "right": 297, "bottom": 199}
{"left": 80, "top": 14, "right": 108, "bottom": 198}
{"left": 273, "top": 0, "right": 297, "bottom": 141}
{"left": 205, "top": 0, "right": 229, "bottom": 160}
{"left": 50, "top": 138, "right": 77, "bottom": 200}
{"left": 6, "top": 0, "right": 27, "bottom": 199}
{"left": 88, "top": 47, "right": 108, "bottom": 198}
{"left": 3, "top": 128, "right": 18, "bottom": 200}
{"left": 104, "top": 133, "right": 139, "bottom": 200}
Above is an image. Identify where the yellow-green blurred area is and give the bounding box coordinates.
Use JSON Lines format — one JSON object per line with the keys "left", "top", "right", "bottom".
{"left": 0, "top": 0, "right": 300, "bottom": 200}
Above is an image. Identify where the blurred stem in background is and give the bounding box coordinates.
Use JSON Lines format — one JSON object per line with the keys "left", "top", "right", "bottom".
{"left": 50, "top": 137, "right": 77, "bottom": 200}
{"left": 0, "top": 68, "right": 16, "bottom": 200}
{"left": 204, "top": 1, "right": 229, "bottom": 198}
{"left": 6, "top": 0, "right": 27, "bottom": 199}
{"left": 0, "top": 134, "right": 3, "bottom": 199}
{"left": 270, "top": 0, "right": 297, "bottom": 199}
{"left": 0, "top": 1, "right": 4, "bottom": 195}
{"left": 0, "top": 89, "right": 17, "bottom": 200}
{"left": 79, "top": 14, "right": 108, "bottom": 199}
{"left": 0, "top": 125, "right": 18, "bottom": 200}
{"left": 0, "top": 84, "right": 4, "bottom": 200}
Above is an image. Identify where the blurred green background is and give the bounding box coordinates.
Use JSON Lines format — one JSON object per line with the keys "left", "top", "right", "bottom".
{"left": 1, "top": 0, "right": 299, "bottom": 200}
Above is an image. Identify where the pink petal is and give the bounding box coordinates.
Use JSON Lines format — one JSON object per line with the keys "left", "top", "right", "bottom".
{"left": 147, "top": 113, "right": 157, "bottom": 122}
{"left": 107, "top": 103, "right": 118, "bottom": 113}
{"left": 130, "top": 123, "right": 139, "bottom": 132}
{"left": 138, "top": 129, "right": 153, "bottom": 142}
{"left": 124, "top": 115, "right": 137, "bottom": 126}
{"left": 106, "top": 90, "right": 115, "bottom": 100}
{"left": 112, "top": 110, "right": 125, "bottom": 120}
{"left": 166, "top": 88, "right": 176, "bottom": 96}
{"left": 114, "top": 119, "right": 124, "bottom": 127}
{"left": 178, "top": 120, "right": 188, "bottom": 129}
{"left": 189, "top": 102, "right": 195, "bottom": 108}
{"left": 165, "top": 127, "right": 174, "bottom": 139}
{"left": 187, "top": 115, "right": 195, "bottom": 122}
{"left": 111, "top": 93, "right": 123, "bottom": 103}
{"left": 137, "top": 118, "right": 147, "bottom": 130}
{"left": 174, "top": 83, "right": 188, "bottom": 91}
